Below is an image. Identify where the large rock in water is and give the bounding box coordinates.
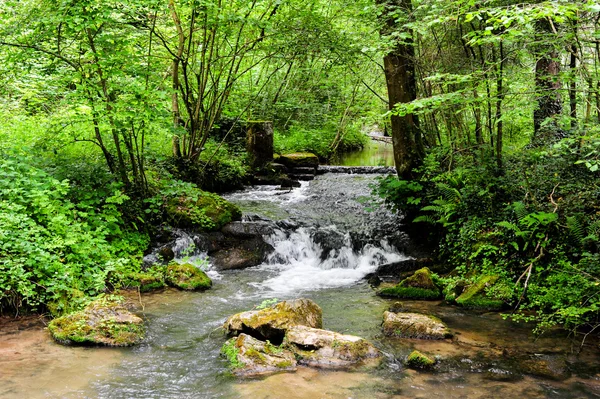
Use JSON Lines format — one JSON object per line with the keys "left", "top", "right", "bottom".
{"left": 224, "top": 299, "right": 323, "bottom": 343}
{"left": 278, "top": 152, "right": 319, "bottom": 168}
{"left": 221, "top": 333, "right": 297, "bottom": 377}
{"left": 377, "top": 267, "right": 441, "bottom": 300}
{"left": 166, "top": 263, "right": 212, "bottom": 290}
{"left": 48, "top": 298, "right": 144, "bottom": 346}
{"left": 285, "top": 325, "right": 381, "bottom": 369}
{"left": 382, "top": 311, "right": 452, "bottom": 340}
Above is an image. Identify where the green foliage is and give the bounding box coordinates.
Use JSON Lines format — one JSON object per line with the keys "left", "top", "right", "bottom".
{"left": 274, "top": 123, "right": 368, "bottom": 160}
{"left": 221, "top": 338, "right": 244, "bottom": 370}
{"left": 256, "top": 298, "right": 279, "bottom": 310}
{"left": 376, "top": 142, "right": 600, "bottom": 333}
{"left": 0, "top": 157, "right": 147, "bottom": 316}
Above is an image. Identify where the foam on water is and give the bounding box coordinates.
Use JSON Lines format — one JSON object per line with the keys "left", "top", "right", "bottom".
{"left": 254, "top": 227, "right": 406, "bottom": 294}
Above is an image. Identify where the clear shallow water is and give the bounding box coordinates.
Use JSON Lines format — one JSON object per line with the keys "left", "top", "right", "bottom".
{"left": 2, "top": 173, "right": 600, "bottom": 399}
{"left": 331, "top": 140, "right": 395, "bottom": 167}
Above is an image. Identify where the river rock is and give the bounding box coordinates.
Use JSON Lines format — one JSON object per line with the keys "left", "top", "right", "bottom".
{"left": 518, "top": 355, "right": 571, "bottom": 381}
{"left": 221, "top": 333, "right": 297, "bottom": 377}
{"left": 382, "top": 311, "right": 452, "bottom": 339}
{"left": 210, "top": 236, "right": 273, "bottom": 270}
{"left": 221, "top": 221, "right": 275, "bottom": 238}
{"left": 224, "top": 299, "right": 323, "bottom": 343}
{"left": 311, "top": 227, "right": 348, "bottom": 260}
{"left": 48, "top": 298, "right": 144, "bottom": 347}
{"left": 166, "top": 263, "right": 212, "bottom": 290}
{"left": 285, "top": 325, "right": 381, "bottom": 369}
{"left": 405, "top": 350, "right": 436, "bottom": 370}
{"left": 377, "top": 267, "right": 441, "bottom": 300}
{"left": 211, "top": 247, "right": 264, "bottom": 270}
{"left": 278, "top": 152, "right": 319, "bottom": 168}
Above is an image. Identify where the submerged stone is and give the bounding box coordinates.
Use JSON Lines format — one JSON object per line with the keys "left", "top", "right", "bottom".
{"left": 405, "top": 350, "right": 436, "bottom": 370}
{"left": 166, "top": 263, "right": 212, "bottom": 291}
{"left": 377, "top": 267, "right": 441, "bottom": 300}
{"left": 48, "top": 297, "right": 144, "bottom": 347}
{"left": 455, "top": 275, "right": 504, "bottom": 310}
{"left": 278, "top": 152, "right": 319, "bottom": 168}
{"left": 224, "top": 299, "right": 323, "bottom": 344}
{"left": 382, "top": 311, "right": 452, "bottom": 340}
{"left": 285, "top": 325, "right": 381, "bottom": 369}
{"left": 518, "top": 355, "right": 571, "bottom": 381}
{"left": 221, "top": 333, "right": 297, "bottom": 377}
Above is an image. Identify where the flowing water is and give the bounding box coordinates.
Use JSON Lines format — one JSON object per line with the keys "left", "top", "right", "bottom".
{"left": 2, "top": 172, "right": 600, "bottom": 399}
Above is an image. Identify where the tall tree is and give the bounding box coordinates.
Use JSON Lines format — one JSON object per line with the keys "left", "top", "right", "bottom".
{"left": 378, "top": 0, "right": 424, "bottom": 179}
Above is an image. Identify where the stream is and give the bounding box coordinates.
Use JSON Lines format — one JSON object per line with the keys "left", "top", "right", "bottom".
{"left": 2, "top": 169, "right": 600, "bottom": 398}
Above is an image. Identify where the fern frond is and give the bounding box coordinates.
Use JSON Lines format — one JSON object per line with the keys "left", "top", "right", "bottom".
{"left": 566, "top": 215, "right": 586, "bottom": 245}
{"left": 435, "top": 182, "right": 461, "bottom": 203}
{"left": 497, "top": 220, "right": 520, "bottom": 233}
{"left": 413, "top": 215, "right": 437, "bottom": 224}
{"left": 512, "top": 201, "right": 528, "bottom": 223}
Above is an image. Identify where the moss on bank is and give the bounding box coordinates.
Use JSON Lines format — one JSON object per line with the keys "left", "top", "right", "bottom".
{"left": 455, "top": 275, "right": 504, "bottom": 311}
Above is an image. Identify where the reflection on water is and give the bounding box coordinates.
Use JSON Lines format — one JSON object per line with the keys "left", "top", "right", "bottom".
{"left": 332, "top": 140, "right": 395, "bottom": 167}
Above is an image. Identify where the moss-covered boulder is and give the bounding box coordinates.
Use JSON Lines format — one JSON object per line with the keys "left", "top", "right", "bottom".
{"left": 455, "top": 275, "right": 504, "bottom": 310}
{"left": 224, "top": 299, "right": 322, "bottom": 343}
{"left": 405, "top": 350, "right": 436, "bottom": 370}
{"left": 382, "top": 311, "right": 452, "bottom": 340}
{"left": 284, "top": 325, "right": 381, "bottom": 369}
{"left": 166, "top": 263, "right": 212, "bottom": 291}
{"left": 221, "top": 333, "right": 297, "bottom": 377}
{"left": 377, "top": 267, "right": 441, "bottom": 300}
{"left": 48, "top": 297, "right": 144, "bottom": 346}
{"left": 165, "top": 192, "right": 242, "bottom": 231}
{"left": 278, "top": 152, "right": 319, "bottom": 168}
{"left": 121, "top": 270, "right": 166, "bottom": 293}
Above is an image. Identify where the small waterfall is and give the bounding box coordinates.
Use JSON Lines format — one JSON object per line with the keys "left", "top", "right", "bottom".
{"left": 254, "top": 226, "right": 406, "bottom": 294}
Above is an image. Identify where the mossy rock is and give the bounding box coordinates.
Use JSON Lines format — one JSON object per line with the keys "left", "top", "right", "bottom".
{"left": 48, "top": 297, "right": 144, "bottom": 347}
{"left": 278, "top": 152, "right": 319, "bottom": 168}
{"left": 122, "top": 270, "right": 166, "bottom": 293}
{"left": 165, "top": 191, "right": 242, "bottom": 231}
{"left": 405, "top": 350, "right": 436, "bottom": 370}
{"left": 377, "top": 267, "right": 441, "bottom": 300}
{"left": 382, "top": 311, "right": 452, "bottom": 339}
{"left": 166, "top": 263, "right": 212, "bottom": 291}
{"left": 224, "top": 298, "right": 323, "bottom": 343}
{"left": 455, "top": 275, "right": 504, "bottom": 311}
{"left": 284, "top": 325, "right": 381, "bottom": 369}
{"left": 221, "top": 333, "right": 297, "bottom": 377}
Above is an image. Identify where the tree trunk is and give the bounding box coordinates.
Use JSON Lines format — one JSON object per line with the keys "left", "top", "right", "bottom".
{"left": 379, "top": 0, "right": 423, "bottom": 179}
{"left": 533, "top": 19, "right": 562, "bottom": 139}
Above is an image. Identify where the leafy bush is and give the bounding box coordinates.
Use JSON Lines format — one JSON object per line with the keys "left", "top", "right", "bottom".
{"left": 376, "top": 142, "right": 600, "bottom": 334}
{"left": 0, "top": 157, "right": 148, "bottom": 315}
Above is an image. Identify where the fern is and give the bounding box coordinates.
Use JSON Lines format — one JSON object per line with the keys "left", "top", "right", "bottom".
{"left": 511, "top": 201, "right": 529, "bottom": 223}
{"left": 566, "top": 215, "right": 586, "bottom": 246}
{"left": 413, "top": 215, "right": 437, "bottom": 224}
{"left": 435, "top": 182, "right": 461, "bottom": 203}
